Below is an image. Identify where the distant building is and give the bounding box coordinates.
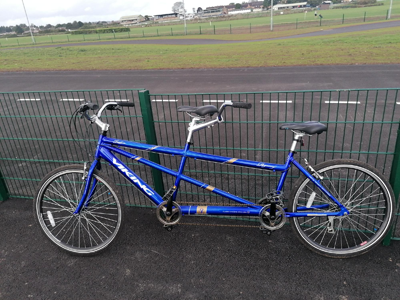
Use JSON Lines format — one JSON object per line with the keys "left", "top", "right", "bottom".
{"left": 154, "top": 13, "right": 179, "bottom": 21}
{"left": 273, "top": 2, "right": 308, "bottom": 10}
{"left": 320, "top": 1, "right": 333, "bottom": 9}
{"left": 201, "top": 8, "right": 223, "bottom": 17}
{"left": 119, "top": 15, "right": 144, "bottom": 26}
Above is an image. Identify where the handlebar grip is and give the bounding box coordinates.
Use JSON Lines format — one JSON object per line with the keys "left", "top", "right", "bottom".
{"left": 78, "top": 102, "right": 99, "bottom": 113}
{"left": 87, "top": 103, "right": 99, "bottom": 110}
{"left": 116, "top": 102, "right": 134, "bottom": 107}
{"left": 232, "top": 102, "right": 252, "bottom": 109}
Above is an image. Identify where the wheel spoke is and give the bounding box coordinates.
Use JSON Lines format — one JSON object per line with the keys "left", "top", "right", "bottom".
{"left": 35, "top": 167, "right": 123, "bottom": 255}
{"left": 291, "top": 161, "right": 393, "bottom": 257}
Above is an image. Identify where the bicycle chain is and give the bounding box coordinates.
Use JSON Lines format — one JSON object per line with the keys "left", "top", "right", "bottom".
{"left": 180, "top": 222, "right": 260, "bottom": 228}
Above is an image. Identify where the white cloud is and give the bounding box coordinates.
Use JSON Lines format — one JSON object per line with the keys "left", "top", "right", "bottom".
{"left": 0, "top": 0, "right": 223, "bottom": 26}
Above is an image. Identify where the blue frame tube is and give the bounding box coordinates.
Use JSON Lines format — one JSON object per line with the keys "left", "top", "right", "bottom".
{"left": 73, "top": 135, "right": 348, "bottom": 218}
{"left": 102, "top": 137, "right": 288, "bottom": 172}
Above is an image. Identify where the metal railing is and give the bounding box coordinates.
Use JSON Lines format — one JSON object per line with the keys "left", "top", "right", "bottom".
{"left": 0, "top": 88, "right": 399, "bottom": 241}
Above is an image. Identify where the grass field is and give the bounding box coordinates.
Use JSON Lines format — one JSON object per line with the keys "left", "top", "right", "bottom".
{"left": 1, "top": 26, "right": 399, "bottom": 71}
{"left": 0, "top": 0, "right": 398, "bottom": 48}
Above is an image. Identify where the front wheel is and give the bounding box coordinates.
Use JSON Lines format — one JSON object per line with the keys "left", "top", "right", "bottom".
{"left": 288, "top": 159, "right": 395, "bottom": 258}
{"left": 33, "top": 165, "right": 124, "bottom": 256}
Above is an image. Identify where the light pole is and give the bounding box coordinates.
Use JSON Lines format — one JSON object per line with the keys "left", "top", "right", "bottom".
{"left": 21, "top": 0, "right": 35, "bottom": 44}
{"left": 270, "top": 0, "right": 274, "bottom": 31}
{"left": 388, "top": 0, "right": 393, "bottom": 19}
{"left": 183, "top": 0, "right": 187, "bottom": 35}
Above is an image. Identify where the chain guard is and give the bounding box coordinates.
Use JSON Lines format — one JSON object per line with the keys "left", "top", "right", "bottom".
{"left": 156, "top": 201, "right": 182, "bottom": 226}
{"left": 259, "top": 204, "right": 286, "bottom": 231}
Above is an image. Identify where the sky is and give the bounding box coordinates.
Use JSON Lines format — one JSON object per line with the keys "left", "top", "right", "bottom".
{"left": 0, "top": 0, "right": 232, "bottom": 27}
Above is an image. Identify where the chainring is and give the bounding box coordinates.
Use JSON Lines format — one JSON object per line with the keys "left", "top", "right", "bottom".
{"left": 156, "top": 201, "right": 182, "bottom": 226}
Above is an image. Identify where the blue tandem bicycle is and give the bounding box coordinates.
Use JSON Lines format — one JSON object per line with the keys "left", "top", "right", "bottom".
{"left": 34, "top": 101, "right": 395, "bottom": 258}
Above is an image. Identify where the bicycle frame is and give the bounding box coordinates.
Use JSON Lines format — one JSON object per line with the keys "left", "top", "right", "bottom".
{"left": 74, "top": 134, "right": 349, "bottom": 218}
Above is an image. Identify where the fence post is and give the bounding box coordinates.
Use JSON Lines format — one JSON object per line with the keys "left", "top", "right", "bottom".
{"left": 383, "top": 121, "right": 400, "bottom": 245}
{"left": 0, "top": 168, "right": 9, "bottom": 201}
{"left": 199, "top": 26, "right": 201, "bottom": 35}
{"left": 342, "top": 14, "right": 344, "bottom": 24}
{"left": 296, "top": 18, "right": 298, "bottom": 29}
{"left": 138, "top": 90, "right": 165, "bottom": 197}
{"left": 250, "top": 23, "right": 251, "bottom": 33}
{"left": 364, "top": 11, "right": 366, "bottom": 22}
{"left": 230, "top": 24, "right": 232, "bottom": 34}
{"left": 214, "top": 25, "right": 216, "bottom": 34}
{"left": 171, "top": 28, "right": 173, "bottom": 36}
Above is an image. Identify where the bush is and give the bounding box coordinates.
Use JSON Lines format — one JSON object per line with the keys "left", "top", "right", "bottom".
{"left": 0, "top": 34, "right": 18, "bottom": 38}
{"left": 71, "top": 27, "right": 130, "bottom": 35}
{"left": 356, "top": 0, "right": 376, "bottom": 4}
{"left": 333, "top": 2, "right": 383, "bottom": 9}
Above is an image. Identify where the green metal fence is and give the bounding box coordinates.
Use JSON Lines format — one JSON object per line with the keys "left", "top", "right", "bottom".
{"left": 0, "top": 88, "right": 399, "bottom": 240}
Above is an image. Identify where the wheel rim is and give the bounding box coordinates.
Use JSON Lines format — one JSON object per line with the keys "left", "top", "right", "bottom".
{"left": 36, "top": 169, "right": 121, "bottom": 254}
{"left": 292, "top": 164, "right": 393, "bottom": 255}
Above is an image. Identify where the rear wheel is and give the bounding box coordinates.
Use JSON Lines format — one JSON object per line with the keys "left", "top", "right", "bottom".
{"left": 289, "top": 159, "right": 394, "bottom": 258}
{"left": 34, "top": 165, "right": 124, "bottom": 255}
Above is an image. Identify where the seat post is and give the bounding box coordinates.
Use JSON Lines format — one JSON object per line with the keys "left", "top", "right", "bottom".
{"left": 290, "top": 132, "right": 305, "bottom": 152}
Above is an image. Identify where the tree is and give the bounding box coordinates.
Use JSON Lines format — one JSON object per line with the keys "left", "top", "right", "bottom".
{"left": 144, "top": 15, "right": 150, "bottom": 21}
{"left": 235, "top": 3, "right": 242, "bottom": 9}
{"left": 14, "top": 25, "right": 24, "bottom": 35}
{"left": 356, "top": 0, "right": 376, "bottom": 4}
{"left": 263, "top": 0, "right": 279, "bottom": 8}
{"left": 308, "top": 0, "right": 323, "bottom": 7}
{"left": 197, "top": 7, "right": 203, "bottom": 13}
{"left": 172, "top": 2, "right": 183, "bottom": 13}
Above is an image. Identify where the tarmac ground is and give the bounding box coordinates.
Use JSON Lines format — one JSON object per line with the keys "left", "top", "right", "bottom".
{"left": 0, "top": 198, "right": 399, "bottom": 299}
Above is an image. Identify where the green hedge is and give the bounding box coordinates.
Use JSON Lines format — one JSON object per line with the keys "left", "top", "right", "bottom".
{"left": 71, "top": 27, "right": 130, "bottom": 35}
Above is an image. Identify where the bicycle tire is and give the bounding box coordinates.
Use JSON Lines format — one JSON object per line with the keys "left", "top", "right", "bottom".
{"left": 288, "top": 159, "right": 394, "bottom": 258}
{"left": 33, "top": 165, "right": 124, "bottom": 256}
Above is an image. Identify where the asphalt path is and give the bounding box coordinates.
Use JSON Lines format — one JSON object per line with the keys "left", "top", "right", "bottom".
{"left": 6, "top": 20, "right": 400, "bottom": 48}
{"left": 1, "top": 64, "right": 399, "bottom": 93}
{"left": 1, "top": 198, "right": 400, "bottom": 299}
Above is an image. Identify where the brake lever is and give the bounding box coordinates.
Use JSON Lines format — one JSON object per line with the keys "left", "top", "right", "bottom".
{"left": 106, "top": 104, "right": 122, "bottom": 113}
{"left": 80, "top": 112, "right": 91, "bottom": 121}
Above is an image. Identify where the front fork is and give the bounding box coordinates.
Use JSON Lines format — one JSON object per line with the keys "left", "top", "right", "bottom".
{"left": 73, "top": 160, "right": 100, "bottom": 215}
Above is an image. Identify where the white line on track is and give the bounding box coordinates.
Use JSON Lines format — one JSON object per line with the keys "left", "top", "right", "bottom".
{"left": 325, "top": 101, "right": 360, "bottom": 104}
{"left": 152, "top": 99, "right": 178, "bottom": 102}
{"left": 202, "top": 100, "right": 231, "bottom": 103}
{"left": 105, "top": 99, "right": 130, "bottom": 102}
{"left": 260, "top": 101, "right": 293, "bottom": 103}
{"left": 59, "top": 99, "right": 85, "bottom": 102}
{"left": 17, "top": 99, "right": 41, "bottom": 101}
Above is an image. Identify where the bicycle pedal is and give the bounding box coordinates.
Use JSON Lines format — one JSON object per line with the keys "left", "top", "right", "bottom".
{"left": 259, "top": 226, "right": 272, "bottom": 236}
{"left": 162, "top": 186, "right": 177, "bottom": 201}
{"left": 163, "top": 224, "right": 174, "bottom": 232}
